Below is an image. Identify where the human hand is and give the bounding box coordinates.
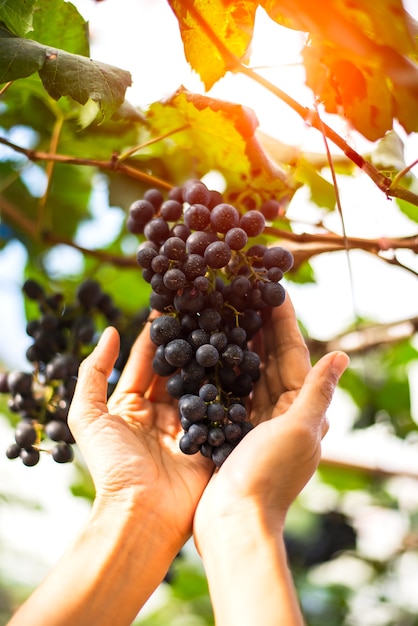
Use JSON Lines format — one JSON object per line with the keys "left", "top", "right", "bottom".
{"left": 193, "top": 295, "right": 349, "bottom": 548}
{"left": 68, "top": 323, "right": 213, "bottom": 548}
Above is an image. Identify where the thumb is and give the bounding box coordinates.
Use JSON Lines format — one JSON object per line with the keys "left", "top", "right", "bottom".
{"left": 68, "top": 327, "right": 120, "bottom": 436}
{"left": 288, "top": 351, "right": 350, "bottom": 437}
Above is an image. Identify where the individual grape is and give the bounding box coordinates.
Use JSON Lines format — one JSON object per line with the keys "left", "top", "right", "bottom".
{"left": 45, "top": 420, "right": 74, "bottom": 443}
{"left": 180, "top": 359, "right": 205, "bottom": 387}
{"left": 193, "top": 276, "right": 210, "bottom": 292}
{"left": 204, "top": 241, "right": 232, "bottom": 269}
{"left": 7, "top": 371, "right": 33, "bottom": 395}
{"left": 210, "top": 203, "right": 240, "bottom": 233}
{"left": 151, "top": 273, "right": 171, "bottom": 296}
{"left": 208, "top": 189, "right": 224, "bottom": 209}
{"left": 174, "top": 288, "right": 205, "bottom": 314}
{"left": 209, "top": 331, "right": 228, "bottom": 352}
{"left": 227, "top": 326, "right": 247, "bottom": 347}
{"left": 263, "top": 246, "right": 294, "bottom": 272}
{"left": 246, "top": 244, "right": 267, "bottom": 267}
{"left": 144, "top": 217, "right": 170, "bottom": 244}
{"left": 151, "top": 254, "right": 170, "bottom": 274}
{"left": 230, "top": 275, "right": 250, "bottom": 297}
{"left": 6, "top": 442, "right": 21, "bottom": 459}
{"left": 129, "top": 199, "right": 155, "bottom": 225}
{"left": 20, "top": 447, "right": 40, "bottom": 467}
{"left": 239, "top": 350, "right": 261, "bottom": 376}
{"left": 150, "top": 316, "right": 181, "bottom": 345}
{"left": 179, "top": 394, "right": 207, "bottom": 421}
{"left": 207, "top": 427, "right": 226, "bottom": 447}
{"left": 260, "top": 198, "right": 280, "bottom": 220}
{"left": 181, "top": 254, "right": 207, "bottom": 280}
{"left": 225, "top": 227, "right": 248, "bottom": 250}
{"left": 15, "top": 421, "right": 38, "bottom": 447}
{"left": 184, "top": 204, "right": 211, "bottom": 231}
{"left": 163, "top": 236, "right": 187, "bottom": 261}
{"left": 195, "top": 344, "right": 219, "bottom": 367}
{"left": 239, "top": 210, "right": 265, "bottom": 236}
{"left": 136, "top": 242, "right": 158, "bottom": 268}
{"left": 171, "top": 223, "right": 190, "bottom": 241}
{"left": 186, "top": 230, "right": 216, "bottom": 255}
{"left": 183, "top": 180, "right": 211, "bottom": 206}
{"left": 179, "top": 433, "right": 200, "bottom": 455}
{"left": 149, "top": 291, "right": 174, "bottom": 311}
{"left": 198, "top": 308, "right": 222, "bottom": 332}
{"left": 267, "top": 266, "right": 284, "bottom": 282}
{"left": 221, "top": 344, "right": 243, "bottom": 367}
{"left": 160, "top": 199, "right": 183, "bottom": 222}
{"left": 168, "top": 186, "right": 184, "bottom": 203}
{"left": 199, "top": 383, "right": 218, "bottom": 402}
{"left": 166, "top": 374, "right": 187, "bottom": 398}
{"left": 224, "top": 422, "right": 242, "bottom": 444}
{"left": 163, "top": 268, "right": 187, "bottom": 291}
{"left": 77, "top": 279, "right": 102, "bottom": 308}
{"left": 45, "top": 354, "right": 79, "bottom": 381}
{"left": 22, "top": 279, "right": 45, "bottom": 301}
{"left": 212, "top": 443, "right": 234, "bottom": 467}
{"left": 152, "top": 354, "right": 177, "bottom": 376}
{"left": 164, "top": 339, "right": 193, "bottom": 367}
{"left": 51, "top": 442, "right": 74, "bottom": 463}
{"left": 230, "top": 373, "right": 253, "bottom": 397}
{"left": 227, "top": 403, "right": 247, "bottom": 423}
{"left": 144, "top": 188, "right": 164, "bottom": 209}
{"left": 261, "top": 281, "right": 286, "bottom": 307}
{"left": 187, "top": 423, "right": 209, "bottom": 445}
{"left": 200, "top": 442, "right": 214, "bottom": 458}
{"left": 206, "top": 402, "right": 225, "bottom": 422}
{"left": 188, "top": 329, "right": 210, "bottom": 350}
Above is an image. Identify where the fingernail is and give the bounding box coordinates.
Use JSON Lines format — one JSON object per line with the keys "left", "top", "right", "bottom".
{"left": 330, "top": 352, "right": 350, "bottom": 379}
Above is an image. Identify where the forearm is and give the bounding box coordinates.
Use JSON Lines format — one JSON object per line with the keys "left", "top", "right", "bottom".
{"left": 8, "top": 494, "right": 181, "bottom": 626}
{"left": 198, "top": 508, "right": 304, "bottom": 626}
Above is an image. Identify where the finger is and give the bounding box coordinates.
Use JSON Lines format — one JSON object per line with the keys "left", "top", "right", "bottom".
{"left": 283, "top": 351, "right": 350, "bottom": 437}
{"left": 110, "top": 319, "right": 157, "bottom": 397}
{"left": 253, "top": 294, "right": 311, "bottom": 407}
{"left": 68, "top": 326, "right": 120, "bottom": 435}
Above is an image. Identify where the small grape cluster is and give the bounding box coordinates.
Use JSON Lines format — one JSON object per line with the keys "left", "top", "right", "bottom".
{"left": 2, "top": 278, "right": 133, "bottom": 466}
{"left": 128, "top": 179, "right": 293, "bottom": 467}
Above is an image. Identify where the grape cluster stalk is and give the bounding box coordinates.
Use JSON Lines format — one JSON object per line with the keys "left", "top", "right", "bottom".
{"left": 129, "top": 179, "right": 293, "bottom": 467}
{"left": 2, "top": 279, "right": 147, "bottom": 466}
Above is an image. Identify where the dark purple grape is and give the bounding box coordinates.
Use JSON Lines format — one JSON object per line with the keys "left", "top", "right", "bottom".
{"left": 195, "top": 344, "right": 219, "bottom": 367}
{"left": 136, "top": 245, "right": 158, "bottom": 269}
{"left": 163, "top": 236, "right": 187, "bottom": 261}
{"left": 179, "top": 433, "right": 200, "bottom": 455}
{"left": 15, "top": 421, "right": 38, "bottom": 447}
{"left": 20, "top": 447, "right": 40, "bottom": 466}
{"left": 174, "top": 288, "right": 205, "bottom": 314}
{"left": 187, "top": 423, "right": 209, "bottom": 445}
{"left": 267, "top": 267, "right": 284, "bottom": 282}
{"left": 239, "top": 210, "right": 265, "bottom": 236}
{"left": 206, "top": 402, "right": 225, "bottom": 422}
{"left": 263, "top": 247, "right": 294, "bottom": 272}
{"left": 164, "top": 339, "right": 193, "bottom": 367}
{"left": 261, "top": 281, "right": 286, "bottom": 307}
{"left": 260, "top": 198, "right": 280, "bottom": 220}
{"left": 160, "top": 199, "right": 183, "bottom": 222}
{"left": 143, "top": 188, "right": 164, "bottom": 209}
{"left": 204, "top": 241, "right": 232, "bottom": 269}
{"left": 184, "top": 204, "right": 211, "bottom": 231}
{"left": 228, "top": 403, "right": 247, "bottom": 423}
{"left": 224, "top": 422, "right": 242, "bottom": 443}
{"left": 199, "top": 383, "right": 218, "bottom": 402}
{"left": 51, "top": 442, "right": 74, "bottom": 463}
{"left": 144, "top": 217, "right": 170, "bottom": 244}
{"left": 163, "top": 268, "right": 187, "bottom": 291}
{"left": 209, "top": 331, "right": 228, "bottom": 352}
{"left": 210, "top": 203, "right": 240, "bottom": 233}
{"left": 221, "top": 344, "right": 243, "bottom": 367}
{"left": 188, "top": 329, "right": 210, "bottom": 350}
{"left": 183, "top": 180, "right": 211, "bottom": 206}
{"left": 7, "top": 371, "right": 33, "bottom": 395}
{"left": 193, "top": 276, "right": 210, "bottom": 292}
{"left": 225, "top": 227, "right": 248, "bottom": 250}
{"left": 198, "top": 309, "right": 222, "bottom": 333}
{"left": 179, "top": 394, "right": 207, "bottom": 422}
{"left": 181, "top": 254, "right": 207, "bottom": 280}
{"left": 129, "top": 199, "right": 155, "bottom": 225}
{"left": 207, "top": 427, "right": 225, "bottom": 446}
{"left": 77, "top": 279, "right": 102, "bottom": 308}
{"left": 22, "top": 279, "right": 45, "bottom": 301}
{"left": 150, "top": 316, "right": 181, "bottom": 345}
{"left": 6, "top": 442, "right": 21, "bottom": 459}
{"left": 45, "top": 420, "right": 74, "bottom": 443}
{"left": 186, "top": 230, "right": 217, "bottom": 255}
{"left": 171, "top": 223, "right": 191, "bottom": 241}
{"left": 212, "top": 443, "right": 234, "bottom": 467}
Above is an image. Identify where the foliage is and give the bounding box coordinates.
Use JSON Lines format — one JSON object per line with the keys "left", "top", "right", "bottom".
{"left": 0, "top": 0, "right": 417, "bottom": 625}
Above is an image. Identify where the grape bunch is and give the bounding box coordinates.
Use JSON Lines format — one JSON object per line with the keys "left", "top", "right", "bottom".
{"left": 128, "top": 179, "right": 293, "bottom": 467}
{"left": 2, "top": 278, "right": 147, "bottom": 467}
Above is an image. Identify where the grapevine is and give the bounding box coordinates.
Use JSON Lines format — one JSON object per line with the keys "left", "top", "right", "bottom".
{"left": 1, "top": 279, "right": 148, "bottom": 466}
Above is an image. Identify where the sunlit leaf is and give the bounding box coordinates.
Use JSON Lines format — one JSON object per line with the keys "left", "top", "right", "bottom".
{"left": 31, "top": 0, "right": 89, "bottom": 57}
{"left": 167, "top": 0, "right": 256, "bottom": 89}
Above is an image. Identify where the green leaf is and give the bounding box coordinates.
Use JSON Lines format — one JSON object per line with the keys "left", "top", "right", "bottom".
{"left": 31, "top": 0, "right": 89, "bottom": 56}
{"left": 0, "top": 0, "right": 36, "bottom": 36}
{"left": 0, "top": 28, "right": 132, "bottom": 120}
{"left": 0, "top": 27, "right": 45, "bottom": 82}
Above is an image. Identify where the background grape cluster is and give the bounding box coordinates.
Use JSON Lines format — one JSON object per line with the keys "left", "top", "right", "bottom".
{"left": 1, "top": 279, "right": 148, "bottom": 466}
{"left": 129, "top": 178, "right": 293, "bottom": 466}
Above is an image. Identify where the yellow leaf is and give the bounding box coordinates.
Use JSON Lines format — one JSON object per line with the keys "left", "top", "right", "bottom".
{"left": 166, "top": 0, "right": 257, "bottom": 89}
